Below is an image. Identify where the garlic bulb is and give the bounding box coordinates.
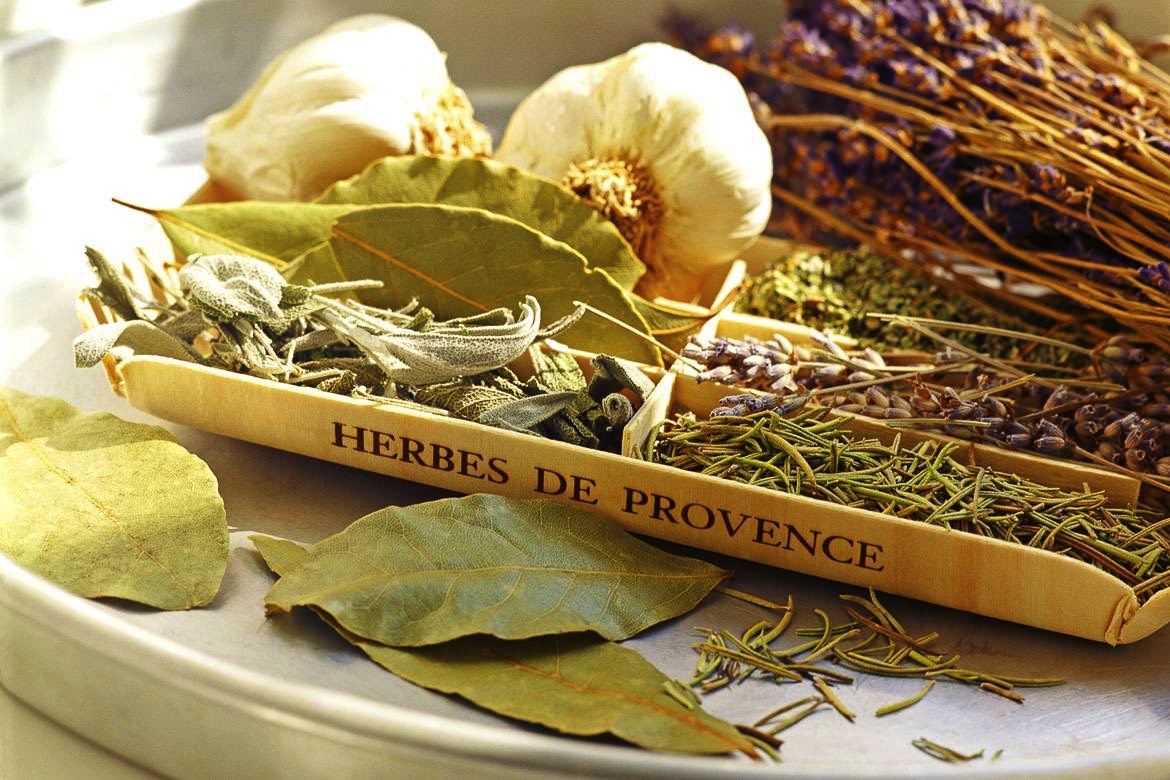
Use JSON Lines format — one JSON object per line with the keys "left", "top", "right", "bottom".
{"left": 205, "top": 15, "right": 491, "bottom": 202}
{"left": 496, "top": 42, "right": 772, "bottom": 300}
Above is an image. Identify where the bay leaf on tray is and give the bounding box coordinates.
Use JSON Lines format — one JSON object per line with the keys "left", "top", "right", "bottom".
{"left": 0, "top": 387, "right": 228, "bottom": 609}
{"left": 315, "top": 155, "right": 646, "bottom": 290}
{"left": 289, "top": 203, "right": 662, "bottom": 365}
{"left": 250, "top": 533, "right": 307, "bottom": 576}
{"left": 250, "top": 534, "right": 753, "bottom": 757}
{"left": 263, "top": 494, "right": 727, "bottom": 645}
{"left": 123, "top": 199, "right": 352, "bottom": 270}
{"left": 356, "top": 634, "right": 754, "bottom": 756}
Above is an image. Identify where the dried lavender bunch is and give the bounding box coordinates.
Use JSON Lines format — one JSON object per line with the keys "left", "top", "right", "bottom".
{"left": 653, "top": 408, "right": 1170, "bottom": 599}
{"left": 737, "top": 246, "right": 1079, "bottom": 361}
{"left": 669, "top": 1, "right": 1170, "bottom": 350}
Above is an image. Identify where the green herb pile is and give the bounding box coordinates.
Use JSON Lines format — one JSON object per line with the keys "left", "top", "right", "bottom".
{"left": 736, "top": 246, "right": 1077, "bottom": 362}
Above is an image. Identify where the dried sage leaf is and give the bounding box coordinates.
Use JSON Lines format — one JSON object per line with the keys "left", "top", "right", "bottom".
{"left": 590, "top": 354, "right": 656, "bottom": 401}
{"left": 316, "top": 155, "right": 646, "bottom": 289}
{"left": 601, "top": 393, "right": 636, "bottom": 427}
{"left": 82, "top": 246, "right": 143, "bottom": 321}
{"left": 263, "top": 494, "right": 727, "bottom": 645}
{"left": 318, "top": 294, "right": 553, "bottom": 385}
{"left": 478, "top": 391, "right": 582, "bottom": 429}
{"left": 528, "top": 347, "right": 588, "bottom": 393}
{"left": 0, "top": 387, "right": 228, "bottom": 609}
{"left": 73, "top": 321, "right": 201, "bottom": 367}
{"left": 251, "top": 535, "right": 751, "bottom": 757}
{"left": 179, "top": 254, "right": 318, "bottom": 330}
{"left": 297, "top": 203, "right": 662, "bottom": 365}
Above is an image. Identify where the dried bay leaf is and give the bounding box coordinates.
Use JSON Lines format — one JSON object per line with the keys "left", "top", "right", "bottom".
{"left": 358, "top": 635, "right": 753, "bottom": 756}
{"left": 633, "top": 297, "right": 711, "bottom": 352}
{"left": 0, "top": 387, "right": 228, "bottom": 609}
{"left": 250, "top": 534, "right": 752, "bottom": 757}
{"left": 264, "top": 494, "right": 727, "bottom": 645}
{"left": 250, "top": 534, "right": 307, "bottom": 576}
{"left": 303, "top": 204, "right": 662, "bottom": 365}
{"left": 316, "top": 155, "right": 646, "bottom": 289}
{"left": 118, "top": 199, "right": 352, "bottom": 270}
{"left": 135, "top": 197, "right": 662, "bottom": 364}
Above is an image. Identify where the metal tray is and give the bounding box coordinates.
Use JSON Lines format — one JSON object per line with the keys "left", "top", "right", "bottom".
{"left": 2, "top": 1, "right": 1169, "bottom": 777}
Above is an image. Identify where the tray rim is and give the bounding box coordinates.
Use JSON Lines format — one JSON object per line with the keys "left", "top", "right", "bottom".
{"left": 6, "top": 537, "right": 1170, "bottom": 780}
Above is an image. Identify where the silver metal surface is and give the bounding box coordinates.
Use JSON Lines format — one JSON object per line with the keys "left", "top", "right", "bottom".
{"left": 2, "top": 1, "right": 1169, "bottom": 777}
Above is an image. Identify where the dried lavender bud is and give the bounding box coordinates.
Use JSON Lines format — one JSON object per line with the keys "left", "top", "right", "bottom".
{"left": 1126, "top": 449, "right": 1151, "bottom": 470}
{"left": 861, "top": 347, "right": 885, "bottom": 368}
{"left": 865, "top": 386, "right": 889, "bottom": 409}
{"left": 867, "top": 405, "right": 912, "bottom": 420}
{"left": 889, "top": 394, "right": 913, "bottom": 413}
{"left": 1006, "top": 433, "right": 1032, "bottom": 448}
{"left": 771, "top": 333, "right": 795, "bottom": 355}
{"left": 1034, "top": 436, "right": 1070, "bottom": 454}
{"left": 712, "top": 393, "right": 781, "bottom": 417}
{"left": 1139, "top": 363, "right": 1170, "bottom": 382}
{"left": 813, "top": 364, "right": 846, "bottom": 383}
{"left": 1103, "top": 413, "right": 1138, "bottom": 441}
{"left": 699, "top": 365, "right": 737, "bottom": 383}
{"left": 1097, "top": 441, "right": 1122, "bottom": 463}
{"left": 1157, "top": 457, "right": 1170, "bottom": 477}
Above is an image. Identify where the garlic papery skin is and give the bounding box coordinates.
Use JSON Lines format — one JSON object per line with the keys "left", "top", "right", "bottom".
{"left": 496, "top": 42, "right": 772, "bottom": 301}
{"left": 205, "top": 15, "right": 491, "bottom": 202}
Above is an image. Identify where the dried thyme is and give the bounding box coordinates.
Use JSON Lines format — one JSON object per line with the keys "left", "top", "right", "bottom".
{"left": 734, "top": 246, "right": 1075, "bottom": 361}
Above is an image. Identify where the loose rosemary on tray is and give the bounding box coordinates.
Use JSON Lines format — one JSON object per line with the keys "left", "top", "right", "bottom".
{"left": 691, "top": 587, "right": 1055, "bottom": 762}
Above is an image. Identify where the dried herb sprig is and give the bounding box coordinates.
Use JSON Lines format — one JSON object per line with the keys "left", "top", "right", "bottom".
{"left": 691, "top": 587, "right": 1063, "bottom": 738}
{"left": 654, "top": 408, "right": 1170, "bottom": 598}
{"left": 669, "top": 1, "right": 1170, "bottom": 351}
{"left": 77, "top": 251, "right": 652, "bottom": 451}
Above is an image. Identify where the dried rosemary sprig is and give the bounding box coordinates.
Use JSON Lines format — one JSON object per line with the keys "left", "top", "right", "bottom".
{"left": 913, "top": 738, "right": 985, "bottom": 764}
{"left": 654, "top": 408, "right": 1170, "bottom": 598}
